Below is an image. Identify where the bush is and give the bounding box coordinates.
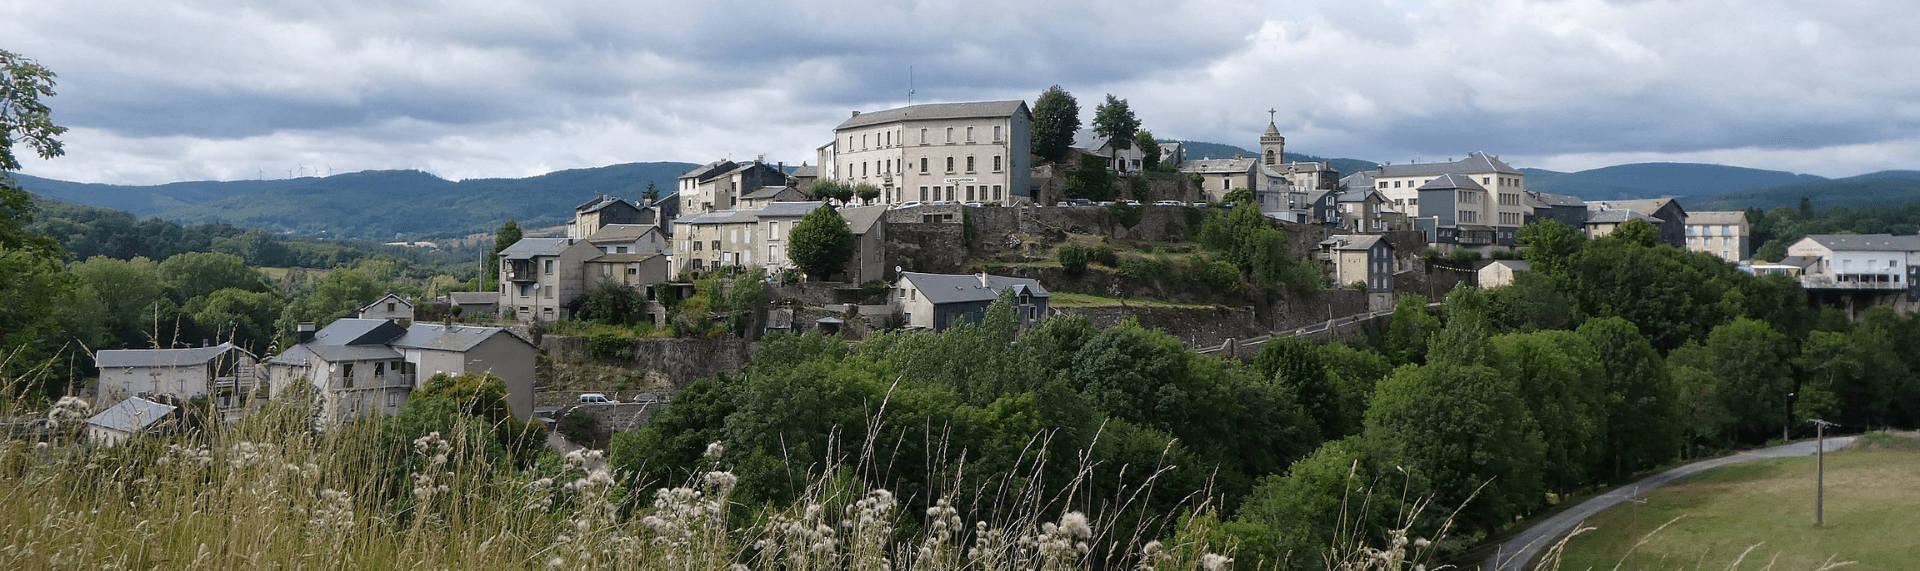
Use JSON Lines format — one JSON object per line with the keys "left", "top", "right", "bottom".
{"left": 1118, "top": 258, "right": 1166, "bottom": 282}
{"left": 1448, "top": 248, "right": 1482, "bottom": 265}
{"left": 1093, "top": 244, "right": 1119, "bottom": 267}
{"left": 1108, "top": 203, "right": 1143, "bottom": 228}
{"left": 585, "top": 331, "right": 635, "bottom": 361}
{"left": 557, "top": 408, "right": 606, "bottom": 449}
{"left": 1193, "top": 256, "right": 1240, "bottom": 292}
{"left": 1058, "top": 244, "right": 1091, "bottom": 276}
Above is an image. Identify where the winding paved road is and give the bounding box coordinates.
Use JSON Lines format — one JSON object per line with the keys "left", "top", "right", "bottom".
{"left": 1480, "top": 436, "right": 1859, "bottom": 571}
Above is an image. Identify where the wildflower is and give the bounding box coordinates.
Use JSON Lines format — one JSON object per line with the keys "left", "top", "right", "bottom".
{"left": 1201, "top": 553, "right": 1233, "bottom": 571}
{"left": 704, "top": 441, "right": 724, "bottom": 459}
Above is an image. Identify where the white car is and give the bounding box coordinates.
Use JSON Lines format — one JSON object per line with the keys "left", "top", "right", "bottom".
{"left": 895, "top": 201, "right": 924, "bottom": 209}
{"left": 578, "top": 393, "right": 615, "bottom": 405}
{"left": 1154, "top": 200, "right": 1185, "bottom": 207}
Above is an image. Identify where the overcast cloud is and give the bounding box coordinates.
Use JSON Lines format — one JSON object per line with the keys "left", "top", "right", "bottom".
{"left": 6, "top": 0, "right": 1918, "bottom": 185}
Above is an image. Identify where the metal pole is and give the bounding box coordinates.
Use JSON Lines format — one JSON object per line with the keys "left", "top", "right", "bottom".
{"left": 1814, "top": 419, "right": 1831, "bottom": 527}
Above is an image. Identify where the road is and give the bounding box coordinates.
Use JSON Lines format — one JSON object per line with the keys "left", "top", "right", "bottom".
{"left": 1480, "top": 436, "right": 1859, "bottom": 571}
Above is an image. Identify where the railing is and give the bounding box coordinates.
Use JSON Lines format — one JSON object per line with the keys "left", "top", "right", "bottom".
{"left": 334, "top": 374, "right": 417, "bottom": 390}
{"left": 1195, "top": 304, "right": 1415, "bottom": 356}
{"left": 1798, "top": 276, "right": 1907, "bottom": 290}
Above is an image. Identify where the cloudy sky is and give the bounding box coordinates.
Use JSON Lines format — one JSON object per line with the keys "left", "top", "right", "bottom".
{"left": 6, "top": 0, "right": 1918, "bottom": 185}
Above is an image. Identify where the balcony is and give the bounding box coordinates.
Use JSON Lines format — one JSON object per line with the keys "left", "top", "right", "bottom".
{"left": 1799, "top": 274, "right": 1907, "bottom": 290}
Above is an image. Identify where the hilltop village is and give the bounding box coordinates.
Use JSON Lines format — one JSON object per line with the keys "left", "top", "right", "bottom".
{"left": 74, "top": 94, "right": 1910, "bottom": 437}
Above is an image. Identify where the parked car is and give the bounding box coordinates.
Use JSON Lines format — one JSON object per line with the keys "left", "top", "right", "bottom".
{"left": 1154, "top": 200, "right": 1185, "bottom": 207}
{"left": 578, "top": 393, "right": 615, "bottom": 404}
{"left": 962, "top": 202, "right": 983, "bottom": 208}
{"left": 1121, "top": 200, "right": 1142, "bottom": 206}
{"left": 1055, "top": 201, "right": 1070, "bottom": 207}
{"left": 1096, "top": 201, "right": 1116, "bottom": 207}
{"left": 895, "top": 201, "right": 924, "bottom": 209}
{"left": 1067, "top": 198, "right": 1096, "bottom": 207}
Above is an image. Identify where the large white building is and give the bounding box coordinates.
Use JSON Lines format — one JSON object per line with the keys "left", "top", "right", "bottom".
{"left": 816, "top": 101, "right": 1032, "bottom": 206}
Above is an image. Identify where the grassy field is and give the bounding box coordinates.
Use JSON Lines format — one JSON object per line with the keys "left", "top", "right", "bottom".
{"left": 1557, "top": 433, "right": 1920, "bottom": 570}
{"left": 1047, "top": 291, "right": 1220, "bottom": 309}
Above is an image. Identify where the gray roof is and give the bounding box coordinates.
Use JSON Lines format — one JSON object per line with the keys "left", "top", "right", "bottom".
{"left": 448, "top": 292, "right": 497, "bottom": 305}
{"left": 744, "top": 185, "right": 798, "bottom": 200}
{"left": 1587, "top": 198, "right": 1681, "bottom": 218}
{"left": 836, "top": 101, "right": 1029, "bottom": 130}
{"left": 359, "top": 293, "right": 412, "bottom": 313}
{"left": 96, "top": 343, "right": 246, "bottom": 369}
{"left": 585, "top": 224, "right": 661, "bottom": 244}
{"left": 1336, "top": 189, "right": 1383, "bottom": 203}
{"left": 1416, "top": 173, "right": 1486, "bottom": 191}
{"left": 1483, "top": 259, "right": 1530, "bottom": 272}
{"left": 309, "top": 318, "right": 408, "bottom": 346}
{"left": 1799, "top": 234, "right": 1920, "bottom": 252}
{"left": 900, "top": 272, "right": 1050, "bottom": 305}
{"left": 839, "top": 206, "right": 888, "bottom": 234}
{"left": 1179, "top": 157, "right": 1255, "bottom": 174}
{"left": 754, "top": 201, "right": 828, "bottom": 218}
{"left": 676, "top": 210, "right": 757, "bottom": 225}
{"left": 308, "top": 344, "right": 404, "bottom": 362}
{"left": 1688, "top": 211, "right": 1749, "bottom": 225}
{"left": 1340, "top": 170, "right": 1377, "bottom": 191}
{"left": 499, "top": 237, "right": 588, "bottom": 259}
{"left": 87, "top": 396, "right": 176, "bottom": 433}
{"left": 1376, "top": 152, "right": 1521, "bottom": 177}
{"left": 1585, "top": 209, "right": 1662, "bottom": 224}
{"left": 576, "top": 195, "right": 634, "bottom": 214}
{"left": 1071, "top": 129, "right": 1115, "bottom": 153}
{"left": 680, "top": 160, "right": 735, "bottom": 180}
{"left": 1323, "top": 235, "right": 1386, "bottom": 251}
{"left": 1778, "top": 255, "right": 1819, "bottom": 268}
{"left": 1530, "top": 191, "right": 1585, "bottom": 207}
{"left": 392, "top": 323, "right": 528, "bottom": 352}
{"left": 790, "top": 164, "right": 818, "bottom": 177}
{"left": 590, "top": 252, "right": 663, "bottom": 264}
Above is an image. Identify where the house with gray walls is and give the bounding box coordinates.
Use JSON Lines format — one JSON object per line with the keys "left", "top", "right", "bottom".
{"left": 894, "top": 272, "right": 1050, "bottom": 331}
{"left": 265, "top": 318, "right": 537, "bottom": 429}
{"left": 94, "top": 343, "right": 260, "bottom": 422}
{"left": 498, "top": 237, "right": 601, "bottom": 323}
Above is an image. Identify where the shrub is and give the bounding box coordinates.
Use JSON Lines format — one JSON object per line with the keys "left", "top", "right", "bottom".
{"left": 1093, "top": 244, "right": 1119, "bottom": 267}
{"left": 584, "top": 331, "right": 635, "bottom": 361}
{"left": 1193, "top": 256, "right": 1240, "bottom": 292}
{"left": 1118, "top": 258, "right": 1166, "bottom": 282}
{"left": 557, "top": 408, "right": 605, "bottom": 449}
{"left": 1448, "top": 248, "right": 1482, "bottom": 265}
{"left": 1058, "top": 244, "right": 1091, "bottom": 276}
{"left": 1108, "top": 203, "right": 1143, "bottom": 228}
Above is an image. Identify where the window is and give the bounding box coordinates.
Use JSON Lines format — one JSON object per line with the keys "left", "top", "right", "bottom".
{"left": 919, "top": 186, "right": 928, "bottom": 201}
{"left": 544, "top": 285, "right": 553, "bottom": 299}
{"left": 993, "top": 185, "right": 1002, "bottom": 201}
{"left": 711, "top": 240, "right": 720, "bottom": 250}
{"left": 386, "top": 302, "right": 396, "bottom": 312}
{"left": 966, "top": 126, "right": 974, "bottom": 142}
{"left": 920, "top": 157, "right": 928, "bottom": 173}
{"left": 519, "top": 284, "right": 530, "bottom": 297}
{"left": 544, "top": 260, "right": 554, "bottom": 274}
{"left": 374, "top": 362, "right": 385, "bottom": 378}
{"left": 862, "top": 162, "right": 867, "bottom": 177}
{"left": 946, "top": 156, "right": 954, "bottom": 172}
{"left": 342, "top": 364, "right": 354, "bottom": 388}
{"left": 920, "top": 128, "right": 927, "bottom": 144}
{"left": 946, "top": 127, "right": 953, "bottom": 143}
{"left": 966, "top": 186, "right": 975, "bottom": 201}
{"left": 993, "top": 156, "right": 1002, "bottom": 171}
{"left": 616, "top": 246, "right": 628, "bottom": 253}
{"left": 947, "top": 186, "right": 955, "bottom": 201}
{"left": 862, "top": 134, "right": 868, "bottom": 149}
{"left": 993, "top": 125, "right": 1002, "bottom": 141}
{"left": 966, "top": 156, "right": 976, "bottom": 172}
{"left": 692, "top": 241, "right": 702, "bottom": 251}
{"left": 768, "top": 221, "right": 779, "bottom": 237}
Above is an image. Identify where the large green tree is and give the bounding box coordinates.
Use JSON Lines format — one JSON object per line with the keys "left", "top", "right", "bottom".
{"left": 1031, "top": 85, "right": 1080, "bottom": 162}
{"left": 786, "top": 205, "right": 855, "bottom": 281}
{"left": 1092, "top": 94, "right": 1140, "bottom": 151}
{"left": 1, "top": 49, "right": 66, "bottom": 258}
{"left": 157, "top": 252, "right": 271, "bottom": 302}
{"left": 1364, "top": 361, "right": 1545, "bottom": 534}
{"left": 1135, "top": 130, "right": 1163, "bottom": 170}
{"left": 486, "top": 219, "right": 521, "bottom": 283}
{"left": 1579, "top": 316, "right": 1680, "bottom": 480}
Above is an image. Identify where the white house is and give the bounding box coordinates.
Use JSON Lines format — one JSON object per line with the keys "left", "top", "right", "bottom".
{"left": 818, "top": 101, "right": 1033, "bottom": 206}
{"left": 85, "top": 396, "right": 178, "bottom": 447}
{"left": 1785, "top": 234, "right": 1920, "bottom": 290}
{"left": 1685, "top": 211, "right": 1751, "bottom": 262}
{"left": 894, "top": 272, "right": 1050, "bottom": 330}
{"left": 358, "top": 293, "right": 414, "bottom": 324}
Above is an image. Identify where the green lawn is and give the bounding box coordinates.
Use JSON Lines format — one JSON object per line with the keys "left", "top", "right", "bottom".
{"left": 1556, "top": 435, "right": 1920, "bottom": 570}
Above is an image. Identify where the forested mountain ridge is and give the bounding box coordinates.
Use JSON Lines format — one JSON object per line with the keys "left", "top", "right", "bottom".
{"left": 14, "top": 161, "right": 700, "bottom": 241}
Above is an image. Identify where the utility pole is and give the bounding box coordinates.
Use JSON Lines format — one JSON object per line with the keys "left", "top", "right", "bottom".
{"left": 1812, "top": 418, "right": 1836, "bottom": 526}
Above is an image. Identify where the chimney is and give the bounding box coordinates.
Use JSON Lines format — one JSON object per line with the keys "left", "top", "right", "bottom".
{"left": 851, "top": 110, "right": 861, "bottom": 118}
{"left": 978, "top": 272, "right": 989, "bottom": 288}
{"left": 297, "top": 322, "right": 317, "bottom": 344}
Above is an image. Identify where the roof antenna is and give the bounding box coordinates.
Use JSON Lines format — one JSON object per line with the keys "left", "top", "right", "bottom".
{"left": 908, "top": 66, "right": 915, "bottom": 107}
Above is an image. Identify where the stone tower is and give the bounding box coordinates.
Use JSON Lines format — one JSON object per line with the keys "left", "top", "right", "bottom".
{"left": 1259, "top": 108, "right": 1286, "bottom": 167}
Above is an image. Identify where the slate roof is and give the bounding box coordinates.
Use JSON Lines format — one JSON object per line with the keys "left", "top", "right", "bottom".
{"left": 681, "top": 160, "right": 735, "bottom": 180}
{"left": 755, "top": 201, "right": 827, "bottom": 218}
{"left": 96, "top": 343, "right": 245, "bottom": 369}
{"left": 1585, "top": 209, "right": 1662, "bottom": 224}
{"left": 1336, "top": 189, "right": 1383, "bottom": 203}
{"left": 392, "top": 323, "right": 528, "bottom": 352}
{"left": 585, "top": 224, "right": 660, "bottom": 244}
{"left": 1482, "top": 259, "right": 1530, "bottom": 272}
{"left": 1376, "top": 152, "right": 1521, "bottom": 177}
{"left": 575, "top": 195, "right": 634, "bottom": 214}
{"left": 1587, "top": 198, "right": 1681, "bottom": 218}
{"left": 1799, "top": 234, "right": 1920, "bottom": 252}
{"left": 448, "top": 292, "right": 497, "bottom": 306}
{"left": 1340, "top": 170, "right": 1377, "bottom": 191}
{"left": 836, "top": 101, "right": 1029, "bottom": 130}
{"left": 308, "top": 318, "right": 407, "bottom": 346}
{"left": 901, "top": 272, "right": 1049, "bottom": 305}
{"left": 87, "top": 397, "right": 176, "bottom": 433}
{"left": 839, "top": 206, "right": 888, "bottom": 234}
{"left": 589, "top": 252, "right": 662, "bottom": 264}
{"left": 1778, "top": 255, "right": 1820, "bottom": 269}
{"left": 1179, "top": 158, "right": 1255, "bottom": 174}
{"left": 359, "top": 293, "right": 412, "bottom": 313}
{"left": 1071, "top": 129, "right": 1115, "bottom": 153}
{"left": 744, "top": 186, "right": 798, "bottom": 200}
{"left": 499, "top": 237, "right": 588, "bottom": 259}
{"left": 307, "top": 344, "right": 404, "bottom": 362}
{"left": 1323, "top": 235, "right": 1385, "bottom": 251}
{"left": 1530, "top": 192, "right": 1585, "bottom": 207}
{"left": 677, "top": 210, "right": 761, "bottom": 225}
{"left": 790, "top": 164, "right": 818, "bottom": 178}
{"left": 1688, "top": 211, "right": 1749, "bottom": 225}
{"left": 1416, "top": 173, "right": 1487, "bottom": 191}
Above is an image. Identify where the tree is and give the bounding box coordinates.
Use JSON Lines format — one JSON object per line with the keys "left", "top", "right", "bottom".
{"left": 1222, "top": 188, "right": 1255, "bottom": 206}
{"left": 1135, "top": 130, "right": 1163, "bottom": 171}
{"left": 69, "top": 256, "right": 168, "bottom": 345}
{"left": 574, "top": 283, "right": 647, "bottom": 325}
{"left": 786, "top": 205, "right": 855, "bottom": 281}
{"left": 156, "top": 252, "right": 271, "bottom": 302}
{"left": 1092, "top": 94, "right": 1140, "bottom": 151}
{"left": 183, "top": 288, "right": 286, "bottom": 354}
{"left": 1364, "top": 361, "right": 1544, "bottom": 534}
{"left": 2, "top": 49, "right": 66, "bottom": 257}
{"left": 1063, "top": 154, "right": 1115, "bottom": 201}
{"left": 854, "top": 183, "right": 880, "bottom": 204}
{"left": 641, "top": 181, "right": 661, "bottom": 203}
{"left": 1578, "top": 316, "right": 1680, "bottom": 480}
{"left": 1491, "top": 331, "right": 1607, "bottom": 494}
{"left": 1031, "top": 85, "right": 1080, "bottom": 162}
{"left": 1254, "top": 337, "right": 1345, "bottom": 438}
{"left": 487, "top": 220, "right": 522, "bottom": 283}
{"left": 1516, "top": 219, "right": 1584, "bottom": 280}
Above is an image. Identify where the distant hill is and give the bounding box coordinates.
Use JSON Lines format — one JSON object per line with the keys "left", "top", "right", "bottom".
{"left": 16, "top": 162, "right": 699, "bottom": 241}
{"left": 1686, "top": 178, "right": 1920, "bottom": 212}
{"left": 1520, "top": 163, "right": 1828, "bottom": 200}
{"left": 1169, "top": 140, "right": 1379, "bottom": 178}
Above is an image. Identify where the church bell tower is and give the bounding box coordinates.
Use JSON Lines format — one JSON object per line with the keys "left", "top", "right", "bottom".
{"left": 1259, "top": 108, "right": 1286, "bottom": 167}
